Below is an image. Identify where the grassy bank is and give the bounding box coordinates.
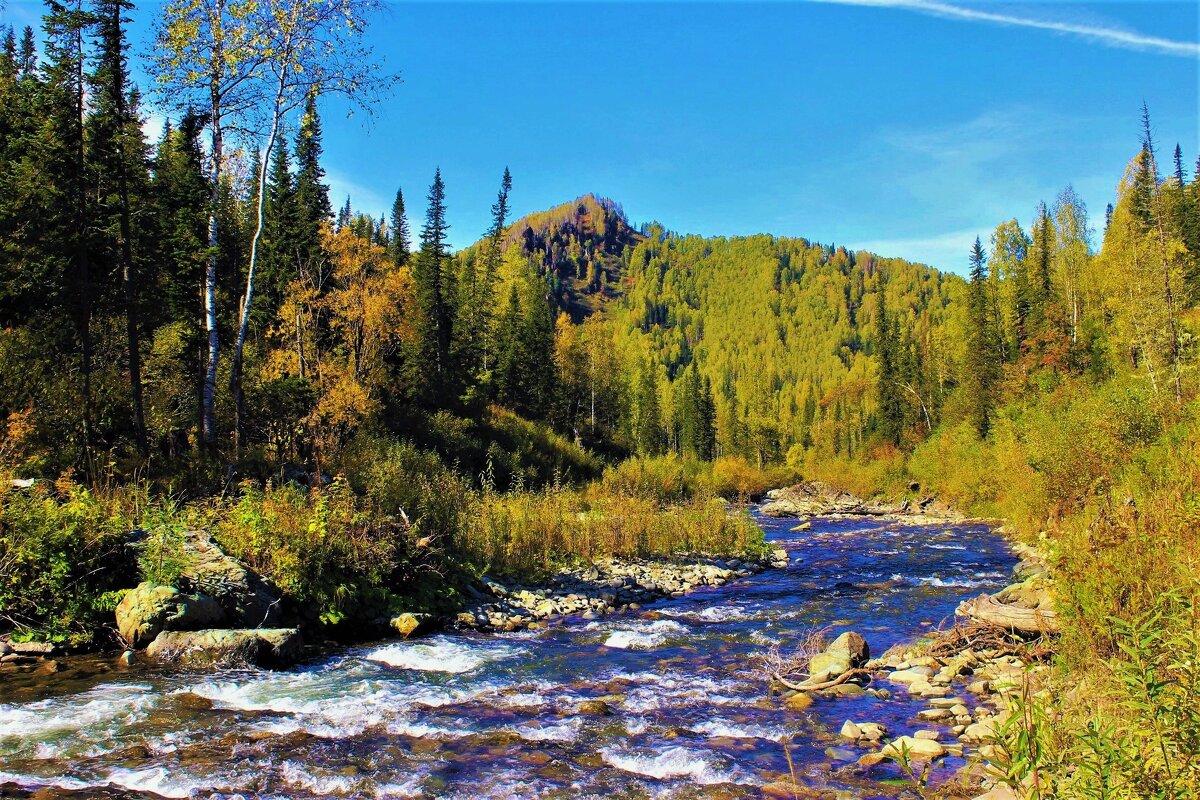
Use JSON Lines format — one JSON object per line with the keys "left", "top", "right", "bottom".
{"left": 794, "top": 374, "right": 1200, "bottom": 797}
{"left": 0, "top": 450, "right": 773, "bottom": 647}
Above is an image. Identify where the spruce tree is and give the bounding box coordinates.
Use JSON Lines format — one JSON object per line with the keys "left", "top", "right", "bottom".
{"left": 89, "top": 0, "right": 148, "bottom": 453}
{"left": 43, "top": 0, "right": 97, "bottom": 446}
{"left": 874, "top": 287, "right": 903, "bottom": 445}
{"left": 389, "top": 186, "right": 410, "bottom": 267}
{"left": 18, "top": 26, "right": 36, "bottom": 76}
{"left": 260, "top": 135, "right": 296, "bottom": 314}
{"left": 1174, "top": 143, "right": 1185, "bottom": 185}
{"left": 965, "top": 237, "right": 998, "bottom": 438}
{"left": 294, "top": 93, "right": 331, "bottom": 269}
{"left": 413, "top": 168, "right": 453, "bottom": 404}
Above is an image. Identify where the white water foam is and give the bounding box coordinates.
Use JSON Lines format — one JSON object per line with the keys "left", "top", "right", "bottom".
{"left": 0, "top": 683, "right": 158, "bottom": 759}
{"left": 690, "top": 718, "right": 788, "bottom": 742}
{"left": 366, "top": 636, "right": 522, "bottom": 673}
{"left": 660, "top": 605, "right": 756, "bottom": 624}
{"left": 601, "top": 745, "right": 741, "bottom": 785}
{"left": 600, "top": 619, "right": 689, "bottom": 650}
{"left": 104, "top": 766, "right": 211, "bottom": 798}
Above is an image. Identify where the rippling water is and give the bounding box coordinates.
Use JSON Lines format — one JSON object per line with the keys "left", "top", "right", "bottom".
{"left": 0, "top": 514, "right": 1014, "bottom": 799}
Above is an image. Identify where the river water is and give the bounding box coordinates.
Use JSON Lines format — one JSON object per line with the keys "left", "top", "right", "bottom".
{"left": 0, "top": 513, "right": 1014, "bottom": 799}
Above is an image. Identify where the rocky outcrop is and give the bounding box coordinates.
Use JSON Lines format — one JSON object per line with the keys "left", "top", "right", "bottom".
{"left": 115, "top": 583, "right": 227, "bottom": 647}
{"left": 761, "top": 481, "right": 960, "bottom": 521}
{"left": 145, "top": 628, "right": 303, "bottom": 668}
{"left": 174, "top": 530, "right": 284, "bottom": 628}
{"left": 455, "top": 550, "right": 789, "bottom": 633}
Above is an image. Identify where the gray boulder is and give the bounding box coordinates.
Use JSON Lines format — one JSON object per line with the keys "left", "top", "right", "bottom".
{"left": 116, "top": 583, "right": 226, "bottom": 648}
{"left": 146, "top": 628, "right": 303, "bottom": 668}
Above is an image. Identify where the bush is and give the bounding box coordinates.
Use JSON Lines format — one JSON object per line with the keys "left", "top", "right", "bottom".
{"left": 0, "top": 475, "right": 136, "bottom": 643}
{"left": 215, "top": 478, "right": 408, "bottom": 627}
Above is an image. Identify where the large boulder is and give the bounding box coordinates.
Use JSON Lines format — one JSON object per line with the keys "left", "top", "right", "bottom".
{"left": 116, "top": 583, "right": 226, "bottom": 647}
{"left": 176, "top": 530, "right": 284, "bottom": 627}
{"left": 146, "top": 628, "right": 303, "bottom": 668}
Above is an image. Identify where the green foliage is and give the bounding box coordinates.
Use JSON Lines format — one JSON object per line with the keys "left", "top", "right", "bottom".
{"left": 0, "top": 476, "right": 135, "bottom": 641}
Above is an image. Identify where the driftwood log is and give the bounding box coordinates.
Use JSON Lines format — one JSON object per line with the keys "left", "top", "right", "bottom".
{"left": 773, "top": 668, "right": 872, "bottom": 693}
{"left": 956, "top": 593, "right": 1061, "bottom": 635}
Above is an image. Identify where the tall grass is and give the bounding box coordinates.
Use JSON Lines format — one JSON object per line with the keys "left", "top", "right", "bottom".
{"left": 458, "top": 487, "right": 766, "bottom": 578}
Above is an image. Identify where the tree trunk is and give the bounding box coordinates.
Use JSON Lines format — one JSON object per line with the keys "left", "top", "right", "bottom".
{"left": 201, "top": 67, "right": 223, "bottom": 453}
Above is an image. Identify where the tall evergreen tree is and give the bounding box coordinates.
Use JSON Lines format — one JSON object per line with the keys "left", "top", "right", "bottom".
{"left": 43, "top": 0, "right": 97, "bottom": 447}
{"left": 1173, "top": 143, "right": 1185, "bottom": 186}
{"left": 413, "top": 168, "right": 453, "bottom": 403}
{"left": 89, "top": 0, "right": 148, "bottom": 453}
{"left": 388, "top": 186, "right": 410, "bottom": 267}
{"left": 874, "top": 287, "right": 903, "bottom": 445}
{"left": 294, "top": 92, "right": 331, "bottom": 270}
{"left": 965, "top": 237, "right": 999, "bottom": 438}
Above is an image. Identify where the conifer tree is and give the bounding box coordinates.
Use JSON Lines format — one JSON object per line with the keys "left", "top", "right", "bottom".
{"left": 413, "top": 168, "right": 453, "bottom": 403}
{"left": 389, "top": 187, "right": 410, "bottom": 267}
{"left": 294, "top": 93, "right": 331, "bottom": 269}
{"left": 44, "top": 0, "right": 97, "bottom": 446}
{"left": 89, "top": 0, "right": 148, "bottom": 453}
{"left": 874, "top": 287, "right": 903, "bottom": 445}
{"left": 634, "top": 360, "right": 664, "bottom": 456}
{"left": 18, "top": 26, "right": 36, "bottom": 75}
{"left": 965, "top": 237, "right": 999, "bottom": 438}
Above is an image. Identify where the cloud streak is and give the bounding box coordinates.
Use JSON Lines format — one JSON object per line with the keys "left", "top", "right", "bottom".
{"left": 812, "top": 0, "right": 1200, "bottom": 58}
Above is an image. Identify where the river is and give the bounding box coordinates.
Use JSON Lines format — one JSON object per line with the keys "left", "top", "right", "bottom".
{"left": 0, "top": 512, "right": 1015, "bottom": 799}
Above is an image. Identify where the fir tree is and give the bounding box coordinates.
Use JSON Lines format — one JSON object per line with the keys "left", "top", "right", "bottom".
{"left": 89, "top": 0, "right": 148, "bottom": 453}
{"left": 965, "top": 237, "right": 999, "bottom": 438}
{"left": 413, "top": 168, "right": 453, "bottom": 403}
{"left": 874, "top": 287, "right": 903, "bottom": 445}
{"left": 389, "top": 186, "right": 410, "bottom": 267}
{"left": 294, "top": 93, "right": 331, "bottom": 269}
{"left": 18, "top": 26, "right": 36, "bottom": 75}
{"left": 1173, "top": 143, "right": 1185, "bottom": 185}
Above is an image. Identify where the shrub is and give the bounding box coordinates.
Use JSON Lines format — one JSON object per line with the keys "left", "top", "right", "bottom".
{"left": 0, "top": 475, "right": 136, "bottom": 643}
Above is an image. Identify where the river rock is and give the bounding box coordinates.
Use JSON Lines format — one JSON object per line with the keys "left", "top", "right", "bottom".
{"left": 116, "top": 583, "right": 227, "bottom": 648}
{"left": 808, "top": 631, "right": 870, "bottom": 682}
{"left": 390, "top": 612, "right": 436, "bottom": 639}
{"left": 881, "top": 735, "right": 946, "bottom": 761}
{"left": 9, "top": 640, "right": 56, "bottom": 656}
{"left": 146, "top": 628, "right": 303, "bottom": 668}
{"left": 577, "top": 699, "right": 613, "bottom": 716}
{"left": 840, "top": 720, "right": 861, "bottom": 740}
{"left": 175, "top": 530, "right": 284, "bottom": 627}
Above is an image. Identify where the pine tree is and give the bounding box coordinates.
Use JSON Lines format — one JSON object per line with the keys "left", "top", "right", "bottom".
{"left": 634, "top": 360, "right": 664, "bottom": 456}
{"left": 965, "top": 237, "right": 999, "bottom": 438}
{"left": 413, "top": 168, "right": 453, "bottom": 404}
{"left": 294, "top": 92, "right": 331, "bottom": 270}
{"left": 43, "top": 0, "right": 97, "bottom": 446}
{"left": 260, "top": 134, "right": 297, "bottom": 314}
{"left": 389, "top": 186, "right": 410, "bottom": 267}
{"left": 874, "top": 286, "right": 903, "bottom": 445}
{"left": 89, "top": 0, "right": 148, "bottom": 453}
{"left": 1173, "top": 143, "right": 1185, "bottom": 185}
{"left": 18, "top": 26, "right": 36, "bottom": 76}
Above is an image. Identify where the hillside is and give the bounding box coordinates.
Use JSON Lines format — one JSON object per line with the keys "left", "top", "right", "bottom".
{"left": 502, "top": 193, "right": 643, "bottom": 321}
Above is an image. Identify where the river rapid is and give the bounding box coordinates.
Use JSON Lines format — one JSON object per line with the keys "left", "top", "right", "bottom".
{"left": 0, "top": 513, "right": 1015, "bottom": 799}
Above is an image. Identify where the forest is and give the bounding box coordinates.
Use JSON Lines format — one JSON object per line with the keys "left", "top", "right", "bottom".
{"left": 1, "top": 0, "right": 1199, "bottom": 796}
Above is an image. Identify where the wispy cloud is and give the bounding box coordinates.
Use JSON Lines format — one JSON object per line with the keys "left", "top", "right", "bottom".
{"left": 811, "top": 0, "right": 1200, "bottom": 58}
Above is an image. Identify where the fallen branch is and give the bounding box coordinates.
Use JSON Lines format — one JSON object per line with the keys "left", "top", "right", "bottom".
{"left": 774, "top": 667, "right": 872, "bottom": 692}
{"left": 957, "top": 593, "right": 1060, "bottom": 636}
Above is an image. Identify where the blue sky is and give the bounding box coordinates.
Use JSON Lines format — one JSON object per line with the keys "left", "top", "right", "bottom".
{"left": 3, "top": 1, "right": 1197, "bottom": 273}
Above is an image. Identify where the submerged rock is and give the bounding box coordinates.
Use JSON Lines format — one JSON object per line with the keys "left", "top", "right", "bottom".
{"left": 116, "top": 583, "right": 226, "bottom": 648}
{"left": 145, "top": 627, "right": 303, "bottom": 668}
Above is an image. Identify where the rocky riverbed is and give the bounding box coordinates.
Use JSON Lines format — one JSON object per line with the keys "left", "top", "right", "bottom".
{"left": 0, "top": 511, "right": 1021, "bottom": 799}
{"left": 453, "top": 549, "right": 790, "bottom": 633}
